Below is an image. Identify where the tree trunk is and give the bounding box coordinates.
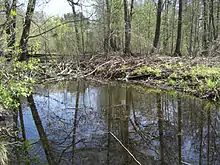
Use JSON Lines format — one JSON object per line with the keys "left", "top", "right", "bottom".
{"left": 4, "top": 0, "right": 17, "bottom": 57}
{"left": 202, "top": 0, "right": 208, "bottom": 49}
{"left": 214, "top": 0, "right": 219, "bottom": 40}
{"left": 123, "top": 0, "right": 134, "bottom": 55}
{"left": 188, "top": 1, "right": 195, "bottom": 56}
{"left": 174, "top": 0, "right": 182, "bottom": 56}
{"left": 19, "top": 0, "right": 37, "bottom": 61}
{"left": 80, "top": 6, "right": 85, "bottom": 56}
{"left": 69, "top": 2, "right": 81, "bottom": 53}
{"left": 208, "top": 0, "right": 216, "bottom": 42}
{"left": 212, "top": 0, "right": 220, "bottom": 40}
{"left": 193, "top": 0, "right": 200, "bottom": 56}
{"left": 163, "top": 0, "right": 169, "bottom": 52}
{"left": 171, "top": 0, "right": 177, "bottom": 54}
{"left": 153, "top": 0, "right": 163, "bottom": 49}
{"left": 104, "top": 0, "right": 111, "bottom": 53}
{"left": 124, "top": 0, "right": 130, "bottom": 54}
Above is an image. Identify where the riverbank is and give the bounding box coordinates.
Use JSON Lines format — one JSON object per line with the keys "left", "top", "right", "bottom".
{"left": 44, "top": 54, "right": 220, "bottom": 102}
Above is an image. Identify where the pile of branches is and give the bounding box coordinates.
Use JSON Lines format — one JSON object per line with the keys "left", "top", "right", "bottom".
{"left": 42, "top": 53, "right": 220, "bottom": 101}
{"left": 43, "top": 53, "right": 220, "bottom": 81}
{"left": 44, "top": 54, "right": 173, "bottom": 80}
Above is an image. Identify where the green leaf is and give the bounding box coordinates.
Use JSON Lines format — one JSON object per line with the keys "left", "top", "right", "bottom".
{"left": 10, "top": 10, "right": 16, "bottom": 16}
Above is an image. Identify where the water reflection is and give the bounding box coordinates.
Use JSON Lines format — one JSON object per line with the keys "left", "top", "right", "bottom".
{"left": 17, "top": 80, "right": 220, "bottom": 165}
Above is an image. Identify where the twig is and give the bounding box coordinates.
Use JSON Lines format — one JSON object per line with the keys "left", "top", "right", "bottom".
{"left": 109, "top": 132, "right": 142, "bottom": 165}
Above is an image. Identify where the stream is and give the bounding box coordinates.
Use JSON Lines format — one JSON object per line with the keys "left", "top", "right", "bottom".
{"left": 14, "top": 80, "right": 220, "bottom": 165}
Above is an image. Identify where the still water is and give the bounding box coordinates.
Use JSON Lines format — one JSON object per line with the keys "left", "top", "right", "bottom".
{"left": 16, "top": 80, "right": 220, "bottom": 165}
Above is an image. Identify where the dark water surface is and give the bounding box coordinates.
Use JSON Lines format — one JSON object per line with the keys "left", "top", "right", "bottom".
{"left": 17, "top": 80, "right": 220, "bottom": 165}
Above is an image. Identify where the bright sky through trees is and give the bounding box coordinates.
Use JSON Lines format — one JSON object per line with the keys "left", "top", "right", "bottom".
{"left": 44, "top": 0, "right": 72, "bottom": 16}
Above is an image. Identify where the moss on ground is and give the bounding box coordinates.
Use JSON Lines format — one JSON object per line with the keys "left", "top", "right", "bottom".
{"left": 126, "top": 63, "right": 220, "bottom": 101}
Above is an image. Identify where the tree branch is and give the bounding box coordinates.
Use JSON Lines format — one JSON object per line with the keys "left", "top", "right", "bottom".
{"left": 28, "top": 13, "right": 94, "bottom": 39}
{"left": 28, "top": 20, "right": 81, "bottom": 39}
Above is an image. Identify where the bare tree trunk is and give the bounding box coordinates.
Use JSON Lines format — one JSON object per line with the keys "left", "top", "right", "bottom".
{"left": 202, "top": 0, "right": 208, "bottom": 50}
{"left": 216, "top": 1, "right": 219, "bottom": 40}
{"left": 153, "top": 0, "right": 163, "bottom": 49}
{"left": 4, "top": 0, "right": 17, "bottom": 57}
{"left": 171, "top": 0, "right": 177, "bottom": 54}
{"left": 193, "top": 0, "right": 200, "bottom": 57}
{"left": 124, "top": 0, "right": 134, "bottom": 55}
{"left": 68, "top": 0, "right": 81, "bottom": 53}
{"left": 19, "top": 0, "right": 36, "bottom": 61}
{"left": 104, "top": 0, "right": 111, "bottom": 53}
{"left": 163, "top": 0, "right": 169, "bottom": 52}
{"left": 174, "top": 0, "right": 182, "bottom": 56}
{"left": 188, "top": 1, "right": 195, "bottom": 56}
{"left": 208, "top": 0, "right": 216, "bottom": 42}
{"left": 124, "top": 0, "right": 130, "bottom": 54}
{"left": 80, "top": 6, "right": 85, "bottom": 56}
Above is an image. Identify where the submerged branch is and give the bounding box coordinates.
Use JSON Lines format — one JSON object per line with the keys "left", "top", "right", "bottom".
{"left": 109, "top": 132, "right": 142, "bottom": 165}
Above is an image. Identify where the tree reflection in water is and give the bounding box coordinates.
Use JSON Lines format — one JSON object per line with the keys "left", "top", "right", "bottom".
{"left": 17, "top": 80, "right": 220, "bottom": 165}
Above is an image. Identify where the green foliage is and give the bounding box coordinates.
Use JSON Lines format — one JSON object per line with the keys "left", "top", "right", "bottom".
{"left": 10, "top": 10, "right": 16, "bottom": 16}
{"left": 0, "top": 57, "right": 39, "bottom": 109}
{"left": 168, "top": 79, "right": 176, "bottom": 85}
{"left": 134, "top": 65, "right": 161, "bottom": 77}
{"left": 205, "top": 78, "right": 220, "bottom": 89}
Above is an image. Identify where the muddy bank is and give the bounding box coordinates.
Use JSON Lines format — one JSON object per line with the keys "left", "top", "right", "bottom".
{"left": 44, "top": 54, "right": 220, "bottom": 102}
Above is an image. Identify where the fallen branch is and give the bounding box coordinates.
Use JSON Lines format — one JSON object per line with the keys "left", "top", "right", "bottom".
{"left": 109, "top": 131, "right": 142, "bottom": 165}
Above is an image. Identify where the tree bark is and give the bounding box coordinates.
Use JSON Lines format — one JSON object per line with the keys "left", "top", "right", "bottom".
{"left": 171, "top": 0, "right": 177, "bottom": 54}
{"left": 4, "top": 0, "right": 17, "bottom": 57}
{"left": 214, "top": 0, "right": 219, "bottom": 40}
{"left": 174, "top": 0, "right": 182, "bottom": 56}
{"left": 104, "top": 0, "right": 111, "bottom": 53}
{"left": 19, "top": 0, "right": 37, "bottom": 61}
{"left": 80, "top": 6, "right": 85, "bottom": 55}
{"left": 202, "top": 0, "right": 208, "bottom": 49}
{"left": 153, "top": 0, "right": 163, "bottom": 49}
{"left": 124, "top": 0, "right": 134, "bottom": 55}
{"left": 208, "top": 0, "right": 216, "bottom": 42}
{"left": 188, "top": 1, "right": 195, "bottom": 56}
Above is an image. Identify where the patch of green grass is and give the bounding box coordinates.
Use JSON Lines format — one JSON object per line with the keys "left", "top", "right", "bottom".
{"left": 157, "top": 63, "right": 220, "bottom": 100}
